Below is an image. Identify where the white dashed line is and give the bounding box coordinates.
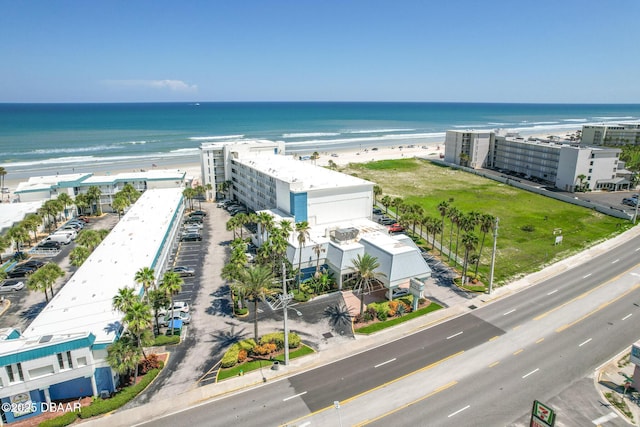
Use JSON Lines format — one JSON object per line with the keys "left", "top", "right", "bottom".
{"left": 522, "top": 368, "right": 539, "bottom": 379}
{"left": 448, "top": 405, "right": 470, "bottom": 418}
{"left": 503, "top": 309, "right": 516, "bottom": 316}
{"left": 622, "top": 313, "right": 633, "bottom": 321}
{"left": 374, "top": 358, "right": 397, "bottom": 368}
{"left": 612, "top": 259, "right": 619, "bottom": 264}
{"left": 583, "top": 273, "right": 592, "bottom": 278}
{"left": 447, "top": 331, "right": 463, "bottom": 340}
{"left": 283, "top": 391, "right": 307, "bottom": 402}
{"left": 579, "top": 338, "right": 592, "bottom": 347}
{"left": 547, "top": 289, "right": 558, "bottom": 295}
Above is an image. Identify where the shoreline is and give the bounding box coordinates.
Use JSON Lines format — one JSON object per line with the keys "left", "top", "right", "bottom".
{"left": 0, "top": 128, "right": 580, "bottom": 193}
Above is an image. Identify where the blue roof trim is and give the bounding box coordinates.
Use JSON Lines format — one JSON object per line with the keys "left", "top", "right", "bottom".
{"left": 0, "top": 333, "right": 95, "bottom": 366}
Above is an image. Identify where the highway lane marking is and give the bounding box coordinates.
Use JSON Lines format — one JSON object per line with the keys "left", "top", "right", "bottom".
{"left": 503, "top": 309, "right": 516, "bottom": 316}
{"left": 354, "top": 381, "right": 457, "bottom": 426}
{"left": 556, "top": 283, "right": 640, "bottom": 333}
{"left": 536, "top": 338, "right": 544, "bottom": 344}
{"left": 446, "top": 331, "right": 463, "bottom": 340}
{"left": 374, "top": 358, "right": 397, "bottom": 368}
{"left": 288, "top": 351, "right": 464, "bottom": 427}
{"left": 283, "top": 391, "right": 307, "bottom": 402}
{"left": 535, "top": 265, "right": 640, "bottom": 321}
{"left": 489, "top": 335, "right": 500, "bottom": 342}
{"left": 583, "top": 273, "right": 592, "bottom": 278}
{"left": 636, "top": 247, "right": 640, "bottom": 252}
{"left": 522, "top": 368, "right": 539, "bottom": 379}
{"left": 547, "top": 289, "right": 558, "bottom": 295}
{"left": 488, "top": 361, "right": 500, "bottom": 368}
{"left": 622, "top": 313, "right": 633, "bottom": 320}
{"left": 579, "top": 338, "right": 592, "bottom": 347}
{"left": 592, "top": 412, "right": 618, "bottom": 424}
{"left": 448, "top": 405, "right": 470, "bottom": 418}
{"left": 513, "top": 349, "right": 524, "bottom": 355}
{"left": 612, "top": 259, "right": 619, "bottom": 264}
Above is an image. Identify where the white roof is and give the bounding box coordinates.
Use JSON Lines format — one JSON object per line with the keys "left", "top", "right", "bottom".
{"left": 15, "top": 173, "right": 92, "bottom": 193}
{"left": 235, "top": 154, "right": 372, "bottom": 192}
{"left": 24, "top": 188, "right": 183, "bottom": 345}
{"left": 81, "top": 169, "right": 186, "bottom": 185}
{"left": 0, "top": 201, "right": 44, "bottom": 233}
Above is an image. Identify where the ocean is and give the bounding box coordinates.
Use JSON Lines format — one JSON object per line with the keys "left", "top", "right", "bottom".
{"left": 1, "top": 102, "right": 640, "bottom": 180}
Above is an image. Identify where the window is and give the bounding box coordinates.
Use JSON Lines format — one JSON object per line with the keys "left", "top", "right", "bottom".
{"left": 16, "top": 363, "right": 24, "bottom": 381}
{"left": 66, "top": 351, "right": 73, "bottom": 369}
{"left": 5, "top": 366, "right": 14, "bottom": 383}
{"left": 57, "top": 353, "right": 64, "bottom": 369}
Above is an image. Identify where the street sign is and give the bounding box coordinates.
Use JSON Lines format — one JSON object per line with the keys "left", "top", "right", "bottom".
{"left": 530, "top": 400, "right": 555, "bottom": 427}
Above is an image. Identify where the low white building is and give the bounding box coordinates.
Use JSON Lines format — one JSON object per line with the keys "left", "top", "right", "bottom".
{"left": 0, "top": 188, "right": 184, "bottom": 424}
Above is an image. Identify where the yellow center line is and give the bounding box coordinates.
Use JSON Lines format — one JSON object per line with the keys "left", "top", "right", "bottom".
{"left": 512, "top": 325, "right": 521, "bottom": 331}
{"left": 513, "top": 349, "right": 524, "bottom": 356}
{"left": 279, "top": 351, "right": 464, "bottom": 427}
{"left": 355, "top": 381, "right": 457, "bottom": 426}
{"left": 488, "top": 361, "right": 500, "bottom": 368}
{"left": 489, "top": 335, "right": 500, "bottom": 342}
{"left": 536, "top": 338, "right": 544, "bottom": 344}
{"left": 556, "top": 283, "right": 640, "bottom": 333}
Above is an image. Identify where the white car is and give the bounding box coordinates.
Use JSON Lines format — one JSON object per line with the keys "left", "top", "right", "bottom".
{"left": 157, "top": 311, "right": 191, "bottom": 327}
{"left": 392, "top": 288, "right": 410, "bottom": 298}
{"left": 0, "top": 280, "right": 25, "bottom": 293}
{"left": 157, "top": 301, "right": 190, "bottom": 316}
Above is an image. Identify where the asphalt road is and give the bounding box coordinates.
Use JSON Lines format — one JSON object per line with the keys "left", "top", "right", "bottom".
{"left": 138, "top": 235, "right": 640, "bottom": 427}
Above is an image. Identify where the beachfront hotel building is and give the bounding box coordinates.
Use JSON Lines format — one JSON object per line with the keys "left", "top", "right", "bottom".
{"left": 443, "top": 130, "right": 494, "bottom": 169}
{"left": 581, "top": 123, "right": 640, "bottom": 146}
{"left": 199, "top": 139, "right": 285, "bottom": 200}
{"left": 14, "top": 169, "right": 189, "bottom": 213}
{"left": 444, "top": 130, "right": 629, "bottom": 192}
{"left": 0, "top": 189, "right": 184, "bottom": 424}
{"left": 200, "top": 141, "right": 431, "bottom": 296}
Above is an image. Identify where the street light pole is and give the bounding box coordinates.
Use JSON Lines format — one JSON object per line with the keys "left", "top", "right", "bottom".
{"left": 488, "top": 217, "right": 499, "bottom": 295}
{"left": 281, "top": 263, "right": 294, "bottom": 366}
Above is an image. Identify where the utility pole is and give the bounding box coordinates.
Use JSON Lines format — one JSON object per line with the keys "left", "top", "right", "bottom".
{"left": 488, "top": 217, "right": 499, "bottom": 295}
{"left": 633, "top": 199, "right": 639, "bottom": 225}
{"left": 282, "top": 263, "right": 291, "bottom": 366}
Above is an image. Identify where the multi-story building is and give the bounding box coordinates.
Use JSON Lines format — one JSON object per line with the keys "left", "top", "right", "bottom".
{"left": 581, "top": 123, "right": 640, "bottom": 146}
{"left": 0, "top": 189, "right": 184, "bottom": 424}
{"left": 445, "top": 130, "right": 629, "bottom": 192}
{"left": 200, "top": 139, "right": 285, "bottom": 199}
{"left": 444, "top": 130, "right": 494, "bottom": 169}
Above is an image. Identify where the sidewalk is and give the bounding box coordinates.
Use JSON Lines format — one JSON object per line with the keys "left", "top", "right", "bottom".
{"left": 87, "top": 224, "right": 640, "bottom": 426}
{"left": 596, "top": 350, "right": 640, "bottom": 425}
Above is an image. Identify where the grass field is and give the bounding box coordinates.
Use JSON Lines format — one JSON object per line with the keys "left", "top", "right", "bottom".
{"left": 344, "top": 158, "right": 633, "bottom": 286}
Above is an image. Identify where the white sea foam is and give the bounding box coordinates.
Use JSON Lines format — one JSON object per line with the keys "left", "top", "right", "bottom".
{"left": 452, "top": 124, "right": 492, "bottom": 129}
{"left": 592, "top": 116, "right": 634, "bottom": 121}
{"left": 562, "top": 118, "right": 588, "bottom": 122}
{"left": 282, "top": 132, "right": 341, "bottom": 138}
{"left": 169, "top": 148, "right": 200, "bottom": 154}
{"left": 123, "top": 140, "right": 148, "bottom": 145}
{"left": 283, "top": 132, "right": 445, "bottom": 148}
{"left": 189, "top": 135, "right": 244, "bottom": 141}
{"left": 345, "top": 128, "right": 415, "bottom": 134}
{"left": 31, "top": 145, "right": 120, "bottom": 155}
{"left": 528, "top": 121, "right": 560, "bottom": 125}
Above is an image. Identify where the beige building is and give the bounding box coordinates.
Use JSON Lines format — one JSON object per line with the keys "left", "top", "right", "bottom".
{"left": 581, "top": 123, "right": 640, "bottom": 146}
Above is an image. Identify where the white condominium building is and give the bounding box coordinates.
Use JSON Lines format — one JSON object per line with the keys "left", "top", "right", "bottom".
{"left": 581, "top": 123, "right": 640, "bottom": 146}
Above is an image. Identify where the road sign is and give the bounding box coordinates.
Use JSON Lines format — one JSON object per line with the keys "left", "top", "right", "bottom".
{"left": 530, "top": 400, "right": 555, "bottom": 427}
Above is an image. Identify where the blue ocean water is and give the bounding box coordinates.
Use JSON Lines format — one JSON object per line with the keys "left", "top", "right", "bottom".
{"left": 1, "top": 102, "right": 640, "bottom": 178}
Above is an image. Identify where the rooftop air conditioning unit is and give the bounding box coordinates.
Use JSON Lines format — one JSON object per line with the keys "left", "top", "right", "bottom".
{"left": 333, "top": 227, "right": 359, "bottom": 242}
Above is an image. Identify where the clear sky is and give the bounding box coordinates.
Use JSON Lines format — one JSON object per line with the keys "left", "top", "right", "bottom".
{"left": 1, "top": 0, "right": 638, "bottom": 103}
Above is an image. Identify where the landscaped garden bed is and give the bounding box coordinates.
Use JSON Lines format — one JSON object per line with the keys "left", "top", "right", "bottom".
{"left": 354, "top": 295, "right": 443, "bottom": 334}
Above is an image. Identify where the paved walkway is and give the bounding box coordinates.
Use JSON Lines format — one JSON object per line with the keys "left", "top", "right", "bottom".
{"left": 81, "top": 223, "right": 640, "bottom": 427}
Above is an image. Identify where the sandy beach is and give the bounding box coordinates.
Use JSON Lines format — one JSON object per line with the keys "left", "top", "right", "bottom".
{"left": 1, "top": 127, "right": 580, "bottom": 195}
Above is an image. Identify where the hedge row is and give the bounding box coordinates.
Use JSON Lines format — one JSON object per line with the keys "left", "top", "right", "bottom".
{"left": 153, "top": 335, "right": 181, "bottom": 346}
{"left": 38, "top": 411, "right": 78, "bottom": 427}
{"left": 221, "top": 333, "right": 301, "bottom": 368}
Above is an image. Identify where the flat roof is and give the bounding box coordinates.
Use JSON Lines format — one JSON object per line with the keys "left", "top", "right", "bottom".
{"left": 0, "top": 201, "right": 45, "bottom": 233}
{"left": 235, "top": 154, "right": 372, "bottom": 192}
{"left": 24, "top": 188, "right": 183, "bottom": 345}
{"left": 81, "top": 169, "right": 187, "bottom": 185}
{"left": 15, "top": 173, "right": 93, "bottom": 194}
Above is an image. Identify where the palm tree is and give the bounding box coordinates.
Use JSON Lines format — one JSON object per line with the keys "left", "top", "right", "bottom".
{"left": 446, "top": 206, "right": 461, "bottom": 262}
{"left": 113, "top": 287, "right": 138, "bottom": 314}
{"left": 183, "top": 187, "right": 196, "bottom": 211}
{"left": 234, "top": 213, "right": 248, "bottom": 239}
{"left": 106, "top": 335, "right": 140, "bottom": 386}
{"left": 455, "top": 214, "right": 475, "bottom": 265}
{"left": 112, "top": 193, "right": 130, "bottom": 218}
{"left": 380, "top": 195, "right": 392, "bottom": 215}
{"left": 279, "top": 220, "right": 293, "bottom": 243}
{"left": 120, "top": 183, "right": 141, "bottom": 203}
{"left": 27, "top": 263, "right": 65, "bottom": 301}
{"left": 7, "top": 225, "right": 29, "bottom": 252}
{"left": 27, "top": 271, "right": 50, "bottom": 302}
{"left": 373, "top": 185, "right": 382, "bottom": 204}
{"left": 431, "top": 219, "right": 442, "bottom": 252}
{"left": 295, "top": 221, "right": 311, "bottom": 289}
{"left": 349, "top": 253, "right": 386, "bottom": 316}
{"left": 159, "top": 271, "right": 183, "bottom": 336}
{"left": 461, "top": 232, "right": 479, "bottom": 285}
{"left": 437, "top": 201, "right": 449, "bottom": 256}
{"left": 226, "top": 216, "right": 239, "bottom": 239}
{"left": 57, "top": 193, "right": 73, "bottom": 220}
{"left": 256, "top": 211, "right": 274, "bottom": 245}
{"left": 134, "top": 267, "right": 156, "bottom": 303}
{"left": 474, "top": 214, "right": 495, "bottom": 277}
{"left": 86, "top": 186, "right": 103, "bottom": 215}
{"left": 312, "top": 243, "right": 325, "bottom": 278}
{"left": 21, "top": 213, "right": 42, "bottom": 244}
{"left": 0, "top": 235, "right": 10, "bottom": 263}
{"left": 123, "top": 301, "right": 153, "bottom": 382}
{"left": 74, "top": 193, "right": 90, "bottom": 216}
{"left": 390, "top": 197, "right": 404, "bottom": 219}
{"left": 39, "top": 200, "right": 59, "bottom": 231}
{"left": 234, "top": 265, "right": 277, "bottom": 340}
{"left": 69, "top": 246, "right": 91, "bottom": 267}
{"left": 194, "top": 185, "right": 206, "bottom": 208}
{"left": 75, "top": 229, "right": 102, "bottom": 251}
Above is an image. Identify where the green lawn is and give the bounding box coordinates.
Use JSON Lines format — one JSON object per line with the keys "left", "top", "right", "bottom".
{"left": 345, "top": 159, "right": 632, "bottom": 286}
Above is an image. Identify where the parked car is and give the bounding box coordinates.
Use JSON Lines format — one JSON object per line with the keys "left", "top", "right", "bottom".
{"left": 185, "top": 216, "right": 203, "bottom": 224}
{"left": 157, "top": 311, "right": 191, "bottom": 327}
{"left": 76, "top": 216, "right": 90, "bottom": 223}
{"left": 388, "top": 224, "right": 405, "bottom": 233}
{"left": 372, "top": 208, "right": 383, "bottom": 215}
{"left": 66, "top": 220, "right": 85, "bottom": 229}
{"left": 0, "top": 280, "right": 25, "bottom": 293}
{"left": 171, "top": 266, "right": 195, "bottom": 277}
{"left": 392, "top": 288, "right": 410, "bottom": 298}
{"left": 157, "top": 301, "right": 190, "bottom": 316}
{"left": 189, "top": 210, "right": 207, "bottom": 217}
{"left": 622, "top": 197, "right": 638, "bottom": 207}
{"left": 181, "top": 233, "right": 202, "bottom": 242}
{"left": 37, "top": 241, "right": 62, "bottom": 250}
{"left": 183, "top": 226, "right": 202, "bottom": 235}
{"left": 7, "top": 266, "right": 37, "bottom": 278}
{"left": 44, "top": 234, "right": 72, "bottom": 245}
{"left": 379, "top": 218, "right": 397, "bottom": 226}
{"left": 19, "top": 260, "right": 47, "bottom": 270}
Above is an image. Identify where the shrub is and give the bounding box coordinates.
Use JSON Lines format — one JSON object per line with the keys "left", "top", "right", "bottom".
{"left": 260, "top": 332, "right": 285, "bottom": 349}
{"left": 139, "top": 354, "right": 161, "bottom": 374}
{"left": 521, "top": 224, "right": 535, "bottom": 232}
{"left": 292, "top": 290, "right": 310, "bottom": 302}
{"left": 239, "top": 339, "right": 257, "bottom": 351}
{"left": 79, "top": 369, "right": 160, "bottom": 419}
{"left": 234, "top": 308, "right": 248, "bottom": 316}
{"left": 221, "top": 343, "right": 241, "bottom": 368}
{"left": 39, "top": 411, "right": 78, "bottom": 427}
{"left": 252, "top": 342, "right": 277, "bottom": 356}
{"left": 362, "top": 311, "right": 373, "bottom": 322}
{"left": 237, "top": 349, "right": 248, "bottom": 363}
{"left": 377, "top": 309, "right": 388, "bottom": 321}
{"left": 153, "top": 334, "right": 180, "bottom": 346}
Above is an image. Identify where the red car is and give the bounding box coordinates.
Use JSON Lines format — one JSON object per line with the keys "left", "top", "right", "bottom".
{"left": 388, "top": 224, "right": 405, "bottom": 233}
